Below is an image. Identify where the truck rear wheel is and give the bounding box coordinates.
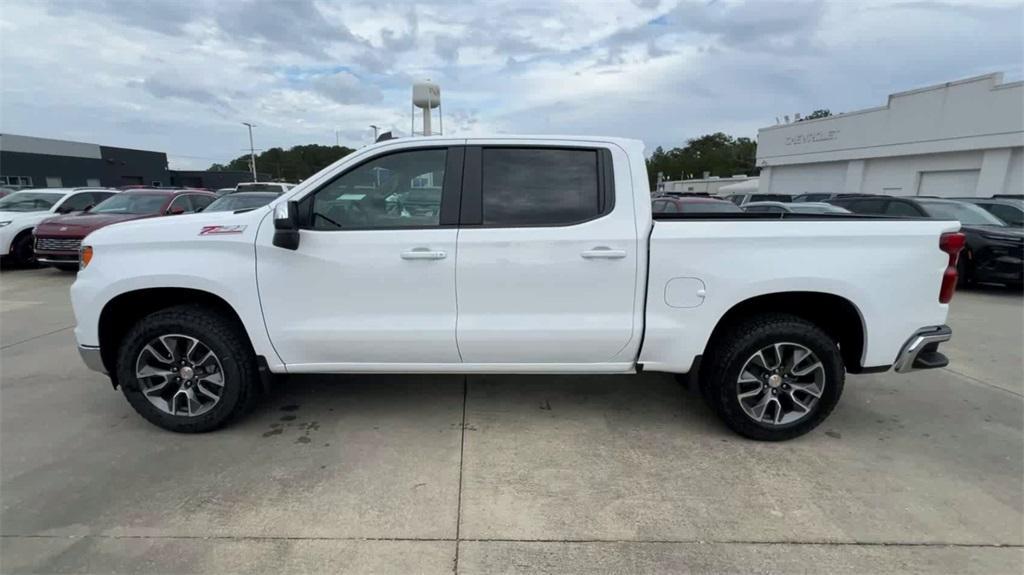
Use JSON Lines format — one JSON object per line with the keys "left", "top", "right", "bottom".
{"left": 116, "top": 304, "right": 258, "bottom": 433}
{"left": 702, "top": 313, "right": 845, "bottom": 441}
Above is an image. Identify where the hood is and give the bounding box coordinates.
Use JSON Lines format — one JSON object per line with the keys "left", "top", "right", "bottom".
{"left": 83, "top": 208, "right": 267, "bottom": 249}
{"left": 0, "top": 210, "right": 52, "bottom": 223}
{"left": 35, "top": 212, "right": 157, "bottom": 238}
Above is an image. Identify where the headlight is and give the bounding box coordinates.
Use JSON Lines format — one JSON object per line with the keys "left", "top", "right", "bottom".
{"left": 0, "top": 221, "right": 11, "bottom": 227}
{"left": 79, "top": 245, "right": 93, "bottom": 270}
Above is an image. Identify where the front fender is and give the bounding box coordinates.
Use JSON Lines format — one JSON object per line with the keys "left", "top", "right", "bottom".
{"left": 71, "top": 210, "right": 284, "bottom": 371}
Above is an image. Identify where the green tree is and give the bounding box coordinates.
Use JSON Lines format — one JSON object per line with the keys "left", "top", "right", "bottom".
{"left": 212, "top": 144, "right": 356, "bottom": 182}
{"left": 799, "top": 109, "right": 832, "bottom": 121}
{"left": 645, "top": 132, "right": 758, "bottom": 188}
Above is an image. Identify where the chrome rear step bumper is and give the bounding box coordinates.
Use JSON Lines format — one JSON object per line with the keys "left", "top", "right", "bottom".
{"left": 894, "top": 325, "right": 952, "bottom": 373}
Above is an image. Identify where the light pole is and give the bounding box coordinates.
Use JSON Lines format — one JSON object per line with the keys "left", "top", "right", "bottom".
{"left": 370, "top": 124, "right": 380, "bottom": 142}
{"left": 335, "top": 129, "right": 340, "bottom": 146}
{"left": 242, "top": 122, "right": 257, "bottom": 182}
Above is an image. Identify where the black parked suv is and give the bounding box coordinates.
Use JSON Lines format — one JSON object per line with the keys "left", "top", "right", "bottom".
{"left": 829, "top": 196, "right": 1024, "bottom": 288}
{"left": 952, "top": 197, "right": 1024, "bottom": 228}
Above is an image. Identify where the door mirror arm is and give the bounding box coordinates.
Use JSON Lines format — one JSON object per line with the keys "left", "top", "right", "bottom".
{"left": 273, "top": 200, "right": 301, "bottom": 250}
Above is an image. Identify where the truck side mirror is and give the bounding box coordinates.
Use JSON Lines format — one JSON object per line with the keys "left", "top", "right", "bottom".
{"left": 273, "top": 200, "right": 300, "bottom": 250}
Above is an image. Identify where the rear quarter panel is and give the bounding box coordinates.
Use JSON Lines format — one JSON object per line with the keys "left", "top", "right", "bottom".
{"left": 641, "top": 219, "right": 960, "bottom": 373}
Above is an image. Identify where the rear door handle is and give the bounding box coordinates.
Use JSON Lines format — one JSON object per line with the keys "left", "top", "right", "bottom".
{"left": 581, "top": 247, "right": 627, "bottom": 259}
{"left": 401, "top": 248, "right": 447, "bottom": 260}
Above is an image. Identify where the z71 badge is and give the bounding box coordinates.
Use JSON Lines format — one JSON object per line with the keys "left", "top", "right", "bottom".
{"left": 199, "top": 225, "right": 247, "bottom": 235}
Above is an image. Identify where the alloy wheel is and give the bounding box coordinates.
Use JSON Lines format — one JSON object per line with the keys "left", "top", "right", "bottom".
{"left": 736, "top": 342, "right": 825, "bottom": 426}
{"left": 135, "top": 334, "right": 225, "bottom": 417}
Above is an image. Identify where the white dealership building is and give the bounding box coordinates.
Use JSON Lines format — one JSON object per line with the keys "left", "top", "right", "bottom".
{"left": 755, "top": 73, "right": 1024, "bottom": 198}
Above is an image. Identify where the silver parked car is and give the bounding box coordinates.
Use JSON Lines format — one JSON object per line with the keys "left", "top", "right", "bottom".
{"left": 744, "top": 201, "right": 851, "bottom": 214}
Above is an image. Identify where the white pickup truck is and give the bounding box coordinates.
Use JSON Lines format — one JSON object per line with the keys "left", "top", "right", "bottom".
{"left": 71, "top": 136, "right": 964, "bottom": 440}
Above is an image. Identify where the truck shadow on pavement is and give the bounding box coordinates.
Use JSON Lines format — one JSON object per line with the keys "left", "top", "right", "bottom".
{"left": 245, "top": 372, "right": 731, "bottom": 444}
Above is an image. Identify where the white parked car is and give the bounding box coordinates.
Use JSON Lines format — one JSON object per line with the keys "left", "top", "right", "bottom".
{"left": 234, "top": 182, "right": 296, "bottom": 194}
{"left": 0, "top": 188, "right": 117, "bottom": 265}
{"left": 723, "top": 192, "right": 794, "bottom": 206}
{"left": 743, "top": 201, "right": 852, "bottom": 214}
{"left": 71, "top": 136, "right": 963, "bottom": 440}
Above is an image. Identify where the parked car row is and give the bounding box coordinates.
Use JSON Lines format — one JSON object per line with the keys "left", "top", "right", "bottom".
{"left": 0, "top": 185, "right": 287, "bottom": 270}
{"left": 826, "top": 196, "right": 1023, "bottom": 288}
{"left": 743, "top": 201, "right": 850, "bottom": 214}
{"left": 648, "top": 192, "right": 1022, "bottom": 288}
{"left": 650, "top": 195, "right": 850, "bottom": 215}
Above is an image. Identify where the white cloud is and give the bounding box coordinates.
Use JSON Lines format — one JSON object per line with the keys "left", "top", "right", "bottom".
{"left": 0, "top": 0, "right": 1020, "bottom": 169}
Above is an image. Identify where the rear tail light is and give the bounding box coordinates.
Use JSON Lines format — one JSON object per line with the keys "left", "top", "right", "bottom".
{"left": 938, "top": 232, "right": 966, "bottom": 303}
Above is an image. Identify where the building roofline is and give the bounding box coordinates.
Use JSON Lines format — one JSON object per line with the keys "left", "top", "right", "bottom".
{"left": 0, "top": 132, "right": 165, "bottom": 155}
{"left": 759, "top": 72, "right": 1017, "bottom": 132}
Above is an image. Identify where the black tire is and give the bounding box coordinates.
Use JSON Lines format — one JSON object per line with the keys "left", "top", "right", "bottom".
{"left": 116, "top": 304, "right": 258, "bottom": 433}
{"left": 701, "top": 313, "right": 845, "bottom": 441}
{"left": 10, "top": 231, "right": 37, "bottom": 267}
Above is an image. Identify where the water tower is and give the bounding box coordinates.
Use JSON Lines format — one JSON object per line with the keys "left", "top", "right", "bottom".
{"left": 411, "top": 80, "right": 442, "bottom": 136}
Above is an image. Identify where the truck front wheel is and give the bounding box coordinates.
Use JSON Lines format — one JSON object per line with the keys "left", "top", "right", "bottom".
{"left": 115, "top": 304, "right": 258, "bottom": 433}
{"left": 702, "top": 313, "right": 845, "bottom": 441}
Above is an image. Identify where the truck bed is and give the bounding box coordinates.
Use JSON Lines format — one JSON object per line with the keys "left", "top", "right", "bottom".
{"left": 638, "top": 217, "right": 959, "bottom": 373}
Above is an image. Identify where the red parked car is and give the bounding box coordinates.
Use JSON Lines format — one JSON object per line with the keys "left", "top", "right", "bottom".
{"left": 34, "top": 189, "right": 216, "bottom": 271}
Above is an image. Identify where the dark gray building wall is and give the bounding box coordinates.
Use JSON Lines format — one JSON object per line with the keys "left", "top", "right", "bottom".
{"left": 1, "top": 147, "right": 168, "bottom": 188}
{"left": 168, "top": 170, "right": 271, "bottom": 189}
{"left": 0, "top": 151, "right": 103, "bottom": 188}
{"left": 98, "top": 146, "right": 169, "bottom": 187}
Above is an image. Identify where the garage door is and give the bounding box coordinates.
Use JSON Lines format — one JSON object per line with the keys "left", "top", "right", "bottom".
{"left": 769, "top": 162, "right": 847, "bottom": 195}
{"left": 917, "top": 170, "right": 979, "bottom": 197}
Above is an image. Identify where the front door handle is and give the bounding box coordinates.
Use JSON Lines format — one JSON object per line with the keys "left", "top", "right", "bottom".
{"left": 401, "top": 248, "right": 447, "bottom": 260}
{"left": 581, "top": 247, "right": 627, "bottom": 259}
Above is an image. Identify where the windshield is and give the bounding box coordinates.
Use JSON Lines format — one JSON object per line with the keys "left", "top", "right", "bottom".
{"left": 204, "top": 193, "right": 277, "bottom": 212}
{"left": 90, "top": 193, "right": 167, "bottom": 215}
{"left": 919, "top": 200, "right": 1006, "bottom": 226}
{"left": 0, "top": 191, "right": 65, "bottom": 212}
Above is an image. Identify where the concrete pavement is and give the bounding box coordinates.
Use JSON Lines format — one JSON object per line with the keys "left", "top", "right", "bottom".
{"left": 1, "top": 267, "right": 1021, "bottom": 573}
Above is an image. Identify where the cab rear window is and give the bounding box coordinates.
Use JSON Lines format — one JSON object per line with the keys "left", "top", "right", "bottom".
{"left": 480, "top": 148, "right": 602, "bottom": 226}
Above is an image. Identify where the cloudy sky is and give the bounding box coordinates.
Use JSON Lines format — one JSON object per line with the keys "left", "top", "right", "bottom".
{"left": 1, "top": 0, "right": 1021, "bottom": 169}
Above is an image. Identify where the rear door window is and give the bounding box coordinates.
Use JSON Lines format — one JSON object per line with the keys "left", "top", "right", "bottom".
{"left": 90, "top": 192, "right": 116, "bottom": 206}
{"left": 843, "top": 199, "right": 887, "bottom": 214}
{"left": 480, "top": 148, "right": 601, "bottom": 226}
{"left": 884, "top": 200, "right": 924, "bottom": 217}
{"left": 190, "top": 194, "right": 214, "bottom": 211}
{"left": 168, "top": 195, "right": 195, "bottom": 213}
{"left": 57, "top": 192, "right": 96, "bottom": 213}
{"left": 983, "top": 203, "right": 1023, "bottom": 226}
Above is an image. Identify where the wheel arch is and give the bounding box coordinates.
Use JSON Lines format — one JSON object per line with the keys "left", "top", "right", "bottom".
{"left": 8, "top": 226, "right": 36, "bottom": 255}
{"left": 97, "top": 287, "right": 255, "bottom": 383}
{"left": 701, "top": 291, "right": 868, "bottom": 373}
